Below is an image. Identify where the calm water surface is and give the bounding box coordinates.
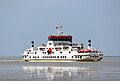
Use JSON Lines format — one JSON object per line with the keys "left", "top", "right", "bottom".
{"left": 0, "top": 56, "right": 120, "bottom": 81}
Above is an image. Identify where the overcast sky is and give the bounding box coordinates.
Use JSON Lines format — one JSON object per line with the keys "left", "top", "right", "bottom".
{"left": 0, "top": 0, "right": 120, "bottom": 56}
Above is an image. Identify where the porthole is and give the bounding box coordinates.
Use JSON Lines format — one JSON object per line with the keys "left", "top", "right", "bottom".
{"left": 72, "top": 56, "right": 73, "bottom": 58}
{"left": 69, "top": 51, "right": 71, "bottom": 54}
{"left": 75, "top": 56, "right": 77, "bottom": 58}
{"left": 80, "top": 56, "right": 82, "bottom": 58}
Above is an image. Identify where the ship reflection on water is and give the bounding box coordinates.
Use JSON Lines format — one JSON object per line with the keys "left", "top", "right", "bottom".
{"left": 23, "top": 65, "right": 101, "bottom": 81}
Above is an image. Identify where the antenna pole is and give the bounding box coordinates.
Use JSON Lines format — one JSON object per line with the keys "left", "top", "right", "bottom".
{"left": 56, "top": 20, "right": 63, "bottom": 35}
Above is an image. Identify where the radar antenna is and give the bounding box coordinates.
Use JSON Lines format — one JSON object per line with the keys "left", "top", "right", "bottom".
{"left": 56, "top": 20, "right": 63, "bottom": 35}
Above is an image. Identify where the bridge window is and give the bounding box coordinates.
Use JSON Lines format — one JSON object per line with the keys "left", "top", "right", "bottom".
{"left": 55, "top": 47, "right": 62, "bottom": 51}
{"left": 63, "top": 47, "right": 69, "bottom": 51}
{"left": 39, "top": 48, "right": 45, "bottom": 51}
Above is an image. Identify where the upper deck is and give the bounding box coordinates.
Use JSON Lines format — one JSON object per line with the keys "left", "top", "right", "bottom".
{"left": 48, "top": 35, "right": 73, "bottom": 42}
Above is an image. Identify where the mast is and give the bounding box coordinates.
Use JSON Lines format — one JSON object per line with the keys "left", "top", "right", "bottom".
{"left": 48, "top": 21, "right": 72, "bottom": 42}
{"left": 56, "top": 20, "right": 63, "bottom": 35}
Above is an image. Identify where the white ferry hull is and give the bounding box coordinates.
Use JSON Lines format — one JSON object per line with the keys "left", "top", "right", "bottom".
{"left": 23, "top": 54, "right": 103, "bottom": 62}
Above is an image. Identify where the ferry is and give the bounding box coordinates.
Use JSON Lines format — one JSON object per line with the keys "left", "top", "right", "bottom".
{"left": 22, "top": 22, "right": 103, "bottom": 62}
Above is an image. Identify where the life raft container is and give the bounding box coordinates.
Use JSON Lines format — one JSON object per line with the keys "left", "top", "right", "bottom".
{"left": 80, "top": 49, "right": 91, "bottom": 53}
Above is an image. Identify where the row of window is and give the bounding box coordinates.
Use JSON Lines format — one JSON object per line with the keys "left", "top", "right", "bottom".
{"left": 22, "top": 56, "right": 67, "bottom": 58}
{"left": 39, "top": 47, "right": 70, "bottom": 51}
{"left": 27, "top": 51, "right": 72, "bottom": 54}
{"left": 22, "top": 56, "right": 27, "bottom": 58}
{"left": 23, "top": 55, "right": 82, "bottom": 59}
{"left": 72, "top": 56, "right": 82, "bottom": 58}
{"left": 44, "top": 51, "right": 72, "bottom": 54}
{"left": 42, "top": 56, "right": 67, "bottom": 58}
{"left": 27, "top": 52, "right": 37, "bottom": 54}
{"left": 22, "top": 56, "right": 39, "bottom": 58}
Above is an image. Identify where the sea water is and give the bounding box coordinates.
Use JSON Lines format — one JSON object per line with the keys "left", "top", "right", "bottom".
{"left": 0, "top": 56, "right": 120, "bottom": 81}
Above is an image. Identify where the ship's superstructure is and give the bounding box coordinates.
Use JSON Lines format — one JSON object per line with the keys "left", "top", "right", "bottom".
{"left": 22, "top": 22, "right": 103, "bottom": 62}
